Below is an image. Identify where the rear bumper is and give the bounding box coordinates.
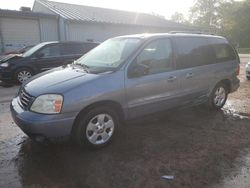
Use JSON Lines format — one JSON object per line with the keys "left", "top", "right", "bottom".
{"left": 10, "top": 97, "right": 77, "bottom": 140}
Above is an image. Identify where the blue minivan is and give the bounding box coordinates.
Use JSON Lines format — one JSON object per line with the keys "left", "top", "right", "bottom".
{"left": 11, "top": 33, "right": 240, "bottom": 148}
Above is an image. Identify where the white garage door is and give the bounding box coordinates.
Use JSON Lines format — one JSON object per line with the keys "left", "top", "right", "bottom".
{"left": 1, "top": 18, "right": 40, "bottom": 52}
{"left": 67, "top": 23, "right": 103, "bottom": 42}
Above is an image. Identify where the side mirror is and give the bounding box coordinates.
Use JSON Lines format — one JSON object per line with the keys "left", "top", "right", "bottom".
{"left": 128, "top": 63, "right": 149, "bottom": 78}
{"left": 35, "top": 52, "right": 44, "bottom": 59}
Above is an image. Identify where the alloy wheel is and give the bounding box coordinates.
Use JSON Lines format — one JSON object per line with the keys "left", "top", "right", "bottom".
{"left": 17, "top": 70, "right": 32, "bottom": 83}
{"left": 86, "top": 113, "right": 115, "bottom": 145}
{"left": 213, "top": 86, "right": 226, "bottom": 107}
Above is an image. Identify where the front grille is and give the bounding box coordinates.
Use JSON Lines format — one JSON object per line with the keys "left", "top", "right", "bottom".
{"left": 18, "top": 88, "right": 33, "bottom": 109}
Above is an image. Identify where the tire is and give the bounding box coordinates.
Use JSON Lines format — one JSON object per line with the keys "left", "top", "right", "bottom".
{"left": 15, "top": 68, "right": 33, "bottom": 84}
{"left": 72, "top": 106, "right": 119, "bottom": 148}
{"left": 247, "top": 76, "right": 250, "bottom": 80}
{"left": 208, "top": 82, "right": 229, "bottom": 110}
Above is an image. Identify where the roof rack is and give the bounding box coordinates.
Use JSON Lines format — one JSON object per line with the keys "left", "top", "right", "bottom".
{"left": 169, "top": 31, "right": 215, "bottom": 35}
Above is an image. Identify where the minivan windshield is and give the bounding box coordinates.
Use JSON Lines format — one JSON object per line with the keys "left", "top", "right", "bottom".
{"left": 75, "top": 38, "right": 142, "bottom": 69}
{"left": 22, "top": 43, "right": 47, "bottom": 58}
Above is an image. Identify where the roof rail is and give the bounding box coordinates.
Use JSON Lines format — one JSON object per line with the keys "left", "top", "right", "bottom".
{"left": 169, "top": 31, "right": 215, "bottom": 35}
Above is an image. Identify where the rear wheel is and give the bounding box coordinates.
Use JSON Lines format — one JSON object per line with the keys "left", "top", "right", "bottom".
{"left": 208, "top": 83, "right": 228, "bottom": 110}
{"left": 15, "top": 68, "right": 33, "bottom": 84}
{"left": 73, "top": 106, "right": 119, "bottom": 148}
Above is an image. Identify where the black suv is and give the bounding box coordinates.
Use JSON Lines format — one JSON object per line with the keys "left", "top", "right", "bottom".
{"left": 0, "top": 41, "right": 98, "bottom": 83}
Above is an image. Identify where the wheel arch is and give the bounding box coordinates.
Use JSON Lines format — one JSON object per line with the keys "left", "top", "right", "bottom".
{"left": 14, "top": 66, "right": 35, "bottom": 83}
{"left": 218, "top": 79, "right": 231, "bottom": 92}
{"left": 71, "top": 100, "right": 125, "bottom": 134}
{"left": 14, "top": 66, "right": 35, "bottom": 76}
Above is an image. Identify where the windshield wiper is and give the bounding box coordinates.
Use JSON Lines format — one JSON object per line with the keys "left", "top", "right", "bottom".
{"left": 73, "top": 61, "right": 90, "bottom": 72}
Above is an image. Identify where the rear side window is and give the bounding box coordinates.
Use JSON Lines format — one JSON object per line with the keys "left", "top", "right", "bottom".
{"left": 61, "top": 44, "right": 85, "bottom": 56}
{"left": 84, "top": 43, "right": 99, "bottom": 52}
{"left": 209, "top": 39, "right": 236, "bottom": 62}
{"left": 175, "top": 37, "right": 215, "bottom": 69}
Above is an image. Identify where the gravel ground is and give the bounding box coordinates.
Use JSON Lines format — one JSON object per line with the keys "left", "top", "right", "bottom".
{"left": 0, "top": 56, "right": 249, "bottom": 188}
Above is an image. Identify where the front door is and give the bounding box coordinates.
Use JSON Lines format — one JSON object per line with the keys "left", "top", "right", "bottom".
{"left": 32, "top": 44, "right": 64, "bottom": 72}
{"left": 125, "top": 38, "right": 181, "bottom": 118}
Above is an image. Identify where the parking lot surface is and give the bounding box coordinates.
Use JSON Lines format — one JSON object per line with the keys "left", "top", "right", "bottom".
{"left": 0, "top": 56, "right": 250, "bottom": 188}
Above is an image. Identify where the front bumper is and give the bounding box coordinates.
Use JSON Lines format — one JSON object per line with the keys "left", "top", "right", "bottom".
{"left": 0, "top": 67, "right": 13, "bottom": 81}
{"left": 10, "top": 97, "right": 77, "bottom": 140}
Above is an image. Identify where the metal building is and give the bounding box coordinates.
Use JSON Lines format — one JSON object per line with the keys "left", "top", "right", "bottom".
{"left": 33, "top": 0, "right": 194, "bottom": 42}
{"left": 0, "top": 9, "right": 58, "bottom": 53}
{"left": 0, "top": 0, "right": 194, "bottom": 53}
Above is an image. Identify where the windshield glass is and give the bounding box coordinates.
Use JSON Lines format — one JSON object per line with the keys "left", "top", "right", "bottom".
{"left": 22, "top": 43, "right": 47, "bottom": 58}
{"left": 75, "top": 38, "right": 142, "bottom": 68}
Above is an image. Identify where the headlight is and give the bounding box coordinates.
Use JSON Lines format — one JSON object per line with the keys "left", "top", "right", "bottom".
{"left": 30, "top": 94, "right": 63, "bottom": 114}
{"left": 0, "top": 62, "right": 9, "bottom": 67}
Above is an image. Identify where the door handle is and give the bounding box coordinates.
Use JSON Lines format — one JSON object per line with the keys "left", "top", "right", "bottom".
{"left": 167, "top": 76, "right": 177, "bottom": 82}
{"left": 186, "top": 72, "right": 194, "bottom": 79}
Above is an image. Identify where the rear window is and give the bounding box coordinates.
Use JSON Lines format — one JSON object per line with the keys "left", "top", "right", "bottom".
{"left": 175, "top": 37, "right": 215, "bottom": 69}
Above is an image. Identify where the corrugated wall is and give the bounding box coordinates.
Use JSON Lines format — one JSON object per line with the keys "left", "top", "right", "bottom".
{"left": 39, "top": 18, "right": 59, "bottom": 42}
{"left": 66, "top": 22, "right": 169, "bottom": 42}
{"left": 0, "top": 15, "right": 59, "bottom": 52}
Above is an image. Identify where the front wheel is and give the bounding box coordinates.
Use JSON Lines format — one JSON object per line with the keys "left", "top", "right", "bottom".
{"left": 15, "top": 68, "right": 33, "bottom": 84}
{"left": 208, "top": 83, "right": 228, "bottom": 110}
{"left": 73, "top": 106, "right": 119, "bottom": 148}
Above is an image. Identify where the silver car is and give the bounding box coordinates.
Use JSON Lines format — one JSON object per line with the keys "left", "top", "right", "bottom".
{"left": 246, "top": 62, "right": 250, "bottom": 80}
{"left": 11, "top": 33, "right": 240, "bottom": 148}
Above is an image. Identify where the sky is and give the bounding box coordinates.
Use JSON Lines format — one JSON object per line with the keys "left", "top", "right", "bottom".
{"left": 0, "top": 0, "right": 196, "bottom": 19}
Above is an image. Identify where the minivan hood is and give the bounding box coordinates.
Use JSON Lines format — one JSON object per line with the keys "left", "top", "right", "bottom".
{"left": 24, "top": 66, "right": 100, "bottom": 96}
{"left": 0, "top": 54, "right": 23, "bottom": 63}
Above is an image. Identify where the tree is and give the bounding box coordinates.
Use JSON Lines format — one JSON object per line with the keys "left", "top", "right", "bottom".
{"left": 171, "top": 12, "right": 186, "bottom": 24}
{"left": 180, "top": 0, "right": 250, "bottom": 47}
{"left": 189, "top": 0, "right": 228, "bottom": 28}
{"left": 219, "top": 0, "right": 250, "bottom": 47}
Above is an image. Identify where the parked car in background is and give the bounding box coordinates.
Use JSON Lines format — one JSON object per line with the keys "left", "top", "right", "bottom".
{"left": 11, "top": 33, "right": 240, "bottom": 148}
{"left": 0, "top": 41, "right": 99, "bottom": 83}
{"left": 4, "top": 45, "right": 35, "bottom": 55}
{"left": 246, "top": 62, "right": 250, "bottom": 80}
{"left": 0, "top": 45, "right": 35, "bottom": 63}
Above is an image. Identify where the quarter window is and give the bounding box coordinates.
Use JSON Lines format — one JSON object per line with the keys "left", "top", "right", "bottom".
{"left": 135, "top": 39, "right": 173, "bottom": 75}
{"left": 212, "top": 43, "right": 236, "bottom": 62}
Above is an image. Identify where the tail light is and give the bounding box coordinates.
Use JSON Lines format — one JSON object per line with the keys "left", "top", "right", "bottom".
{"left": 236, "top": 66, "right": 240, "bottom": 76}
